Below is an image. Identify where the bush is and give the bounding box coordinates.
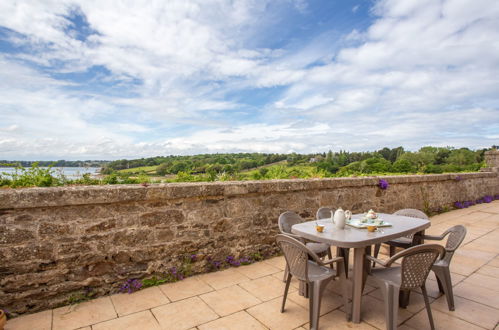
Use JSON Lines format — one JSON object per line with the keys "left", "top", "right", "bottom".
{"left": 392, "top": 159, "right": 415, "bottom": 173}
{"left": 1, "top": 164, "right": 62, "bottom": 188}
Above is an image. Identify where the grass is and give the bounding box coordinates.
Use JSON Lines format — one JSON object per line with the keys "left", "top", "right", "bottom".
{"left": 118, "top": 165, "right": 158, "bottom": 174}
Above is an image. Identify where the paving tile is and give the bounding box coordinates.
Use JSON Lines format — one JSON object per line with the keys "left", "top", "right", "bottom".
{"left": 199, "top": 285, "right": 261, "bottom": 316}
{"left": 427, "top": 270, "right": 466, "bottom": 286}
{"left": 247, "top": 297, "right": 309, "bottom": 330}
{"left": 487, "top": 257, "right": 499, "bottom": 268}
{"left": 151, "top": 296, "right": 218, "bottom": 330}
{"left": 465, "top": 239, "right": 499, "bottom": 253}
{"left": 239, "top": 275, "right": 295, "bottom": 301}
{"left": 478, "top": 265, "right": 499, "bottom": 277}
{"left": 397, "top": 324, "right": 418, "bottom": 330}
{"left": 92, "top": 310, "right": 160, "bottom": 330}
{"left": 449, "top": 247, "right": 496, "bottom": 276}
{"left": 419, "top": 279, "right": 444, "bottom": 299}
{"left": 110, "top": 286, "right": 169, "bottom": 316}
{"left": 368, "top": 289, "right": 434, "bottom": 314}
{"left": 327, "top": 279, "right": 375, "bottom": 297}
{"left": 197, "top": 311, "right": 266, "bottom": 330}
{"left": 271, "top": 271, "right": 301, "bottom": 289}
{"left": 263, "top": 256, "right": 286, "bottom": 270}
{"left": 52, "top": 297, "right": 117, "bottom": 330}
{"left": 431, "top": 295, "right": 499, "bottom": 329}
{"left": 404, "top": 308, "right": 484, "bottom": 330}
{"left": 159, "top": 276, "right": 213, "bottom": 301}
{"left": 4, "top": 309, "right": 52, "bottom": 330}
{"left": 453, "top": 282, "right": 499, "bottom": 309}
{"left": 341, "top": 295, "right": 413, "bottom": 328}
{"left": 462, "top": 273, "right": 499, "bottom": 291}
{"left": 198, "top": 268, "right": 250, "bottom": 290}
{"left": 302, "top": 310, "right": 377, "bottom": 330}
{"left": 235, "top": 262, "right": 281, "bottom": 279}
{"left": 287, "top": 289, "right": 344, "bottom": 316}
{"left": 461, "top": 211, "right": 495, "bottom": 222}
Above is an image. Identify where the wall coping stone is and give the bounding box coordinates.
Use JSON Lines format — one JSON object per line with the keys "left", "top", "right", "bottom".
{"left": 0, "top": 172, "right": 495, "bottom": 210}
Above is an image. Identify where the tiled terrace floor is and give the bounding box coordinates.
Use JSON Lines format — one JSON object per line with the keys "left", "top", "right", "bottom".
{"left": 6, "top": 201, "right": 499, "bottom": 330}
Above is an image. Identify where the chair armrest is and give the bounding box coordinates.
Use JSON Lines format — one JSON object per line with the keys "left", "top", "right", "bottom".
{"left": 282, "top": 232, "right": 306, "bottom": 243}
{"left": 365, "top": 255, "right": 389, "bottom": 267}
{"left": 317, "top": 256, "right": 344, "bottom": 267}
{"left": 423, "top": 233, "right": 448, "bottom": 241}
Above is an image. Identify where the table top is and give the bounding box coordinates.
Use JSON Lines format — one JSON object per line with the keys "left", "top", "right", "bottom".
{"left": 291, "top": 213, "right": 431, "bottom": 248}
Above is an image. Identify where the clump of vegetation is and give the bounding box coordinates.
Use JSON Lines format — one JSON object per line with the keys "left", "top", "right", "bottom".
{"left": 0, "top": 163, "right": 64, "bottom": 188}
{"left": 1, "top": 146, "right": 493, "bottom": 188}
{"left": 68, "top": 287, "right": 96, "bottom": 304}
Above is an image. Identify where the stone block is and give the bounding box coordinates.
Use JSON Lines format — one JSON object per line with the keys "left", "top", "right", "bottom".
{"left": 0, "top": 227, "right": 35, "bottom": 244}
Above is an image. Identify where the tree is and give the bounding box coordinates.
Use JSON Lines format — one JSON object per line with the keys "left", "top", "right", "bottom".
{"left": 392, "top": 159, "right": 415, "bottom": 173}
{"left": 326, "top": 150, "right": 333, "bottom": 162}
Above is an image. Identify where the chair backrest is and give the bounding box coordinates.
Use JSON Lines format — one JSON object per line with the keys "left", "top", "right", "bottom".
{"left": 393, "top": 208, "right": 429, "bottom": 220}
{"left": 278, "top": 211, "right": 303, "bottom": 235}
{"left": 316, "top": 207, "right": 333, "bottom": 220}
{"left": 399, "top": 244, "right": 445, "bottom": 289}
{"left": 393, "top": 209, "right": 429, "bottom": 239}
{"left": 276, "top": 234, "right": 311, "bottom": 282}
{"left": 442, "top": 225, "right": 466, "bottom": 263}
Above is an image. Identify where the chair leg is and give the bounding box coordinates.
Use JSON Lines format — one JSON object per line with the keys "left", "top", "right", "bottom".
{"left": 379, "top": 281, "right": 399, "bottom": 330}
{"left": 283, "top": 266, "right": 288, "bottom": 283}
{"left": 372, "top": 243, "right": 381, "bottom": 268}
{"left": 336, "top": 247, "right": 349, "bottom": 278}
{"left": 308, "top": 282, "right": 315, "bottom": 329}
{"left": 389, "top": 245, "right": 396, "bottom": 257}
{"left": 399, "top": 289, "right": 411, "bottom": 308}
{"left": 281, "top": 273, "right": 292, "bottom": 313}
{"left": 310, "top": 278, "right": 331, "bottom": 330}
{"left": 421, "top": 284, "right": 435, "bottom": 330}
{"left": 434, "top": 267, "right": 455, "bottom": 311}
{"left": 436, "top": 275, "right": 444, "bottom": 293}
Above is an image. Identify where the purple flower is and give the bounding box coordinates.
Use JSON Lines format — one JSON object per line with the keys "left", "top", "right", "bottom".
{"left": 378, "top": 179, "right": 389, "bottom": 190}
{"left": 225, "top": 256, "right": 241, "bottom": 266}
{"left": 190, "top": 254, "right": 197, "bottom": 262}
{"left": 476, "top": 198, "right": 483, "bottom": 204}
{"left": 239, "top": 257, "right": 251, "bottom": 265}
{"left": 454, "top": 201, "right": 464, "bottom": 209}
{"left": 495, "top": 195, "right": 499, "bottom": 200}
{"left": 455, "top": 175, "right": 462, "bottom": 181}
{"left": 120, "top": 278, "right": 142, "bottom": 294}
{"left": 484, "top": 195, "right": 493, "bottom": 203}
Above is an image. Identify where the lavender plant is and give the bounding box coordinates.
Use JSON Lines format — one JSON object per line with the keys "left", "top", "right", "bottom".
{"left": 378, "top": 179, "right": 389, "bottom": 190}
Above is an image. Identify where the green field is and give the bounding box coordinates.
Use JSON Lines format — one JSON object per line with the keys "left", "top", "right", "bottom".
{"left": 118, "top": 165, "right": 158, "bottom": 174}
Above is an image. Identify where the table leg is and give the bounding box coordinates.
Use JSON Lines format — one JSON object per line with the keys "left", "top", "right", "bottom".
{"left": 336, "top": 247, "right": 350, "bottom": 278}
{"left": 351, "top": 247, "right": 365, "bottom": 323}
{"left": 413, "top": 230, "right": 425, "bottom": 245}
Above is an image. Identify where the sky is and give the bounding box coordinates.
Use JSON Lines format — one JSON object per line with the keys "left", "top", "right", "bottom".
{"left": 0, "top": 0, "right": 498, "bottom": 160}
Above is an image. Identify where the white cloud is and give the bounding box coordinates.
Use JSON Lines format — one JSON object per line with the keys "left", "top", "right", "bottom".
{"left": 0, "top": 0, "right": 498, "bottom": 160}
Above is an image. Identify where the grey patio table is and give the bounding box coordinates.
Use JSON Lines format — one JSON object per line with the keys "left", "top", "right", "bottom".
{"left": 291, "top": 213, "right": 430, "bottom": 323}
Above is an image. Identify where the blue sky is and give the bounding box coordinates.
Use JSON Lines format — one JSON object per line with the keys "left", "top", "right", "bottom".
{"left": 0, "top": 0, "right": 498, "bottom": 160}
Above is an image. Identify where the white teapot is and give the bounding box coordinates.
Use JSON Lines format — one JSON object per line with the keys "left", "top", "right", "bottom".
{"left": 333, "top": 207, "right": 352, "bottom": 229}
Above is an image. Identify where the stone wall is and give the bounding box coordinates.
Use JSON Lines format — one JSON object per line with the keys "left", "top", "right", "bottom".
{"left": 483, "top": 149, "right": 499, "bottom": 172}
{"left": 1, "top": 172, "right": 498, "bottom": 314}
